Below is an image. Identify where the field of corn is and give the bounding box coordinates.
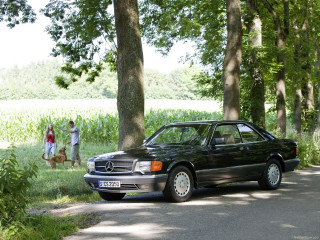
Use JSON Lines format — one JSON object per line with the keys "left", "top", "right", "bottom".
{"left": 0, "top": 99, "right": 222, "bottom": 145}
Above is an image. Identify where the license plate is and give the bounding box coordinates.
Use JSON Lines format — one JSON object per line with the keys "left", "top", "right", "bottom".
{"left": 99, "top": 181, "right": 121, "bottom": 188}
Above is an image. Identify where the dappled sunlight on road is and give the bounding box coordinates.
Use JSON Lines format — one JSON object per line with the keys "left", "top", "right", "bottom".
{"left": 280, "top": 223, "right": 297, "bottom": 229}
{"left": 297, "top": 166, "right": 320, "bottom": 176}
{"left": 57, "top": 165, "right": 320, "bottom": 240}
{"left": 78, "top": 222, "right": 181, "bottom": 240}
{"left": 250, "top": 192, "right": 281, "bottom": 199}
{"left": 177, "top": 199, "right": 224, "bottom": 206}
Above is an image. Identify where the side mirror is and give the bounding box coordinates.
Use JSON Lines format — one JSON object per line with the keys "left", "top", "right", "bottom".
{"left": 211, "top": 137, "right": 226, "bottom": 146}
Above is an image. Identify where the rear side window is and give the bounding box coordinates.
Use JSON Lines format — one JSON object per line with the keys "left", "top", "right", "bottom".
{"left": 213, "top": 124, "right": 241, "bottom": 145}
{"left": 237, "top": 124, "right": 264, "bottom": 143}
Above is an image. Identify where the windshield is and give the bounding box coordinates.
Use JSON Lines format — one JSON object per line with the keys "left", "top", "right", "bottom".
{"left": 146, "top": 124, "right": 211, "bottom": 146}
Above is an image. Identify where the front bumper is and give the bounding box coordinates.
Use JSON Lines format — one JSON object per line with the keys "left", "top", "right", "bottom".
{"left": 84, "top": 173, "right": 168, "bottom": 193}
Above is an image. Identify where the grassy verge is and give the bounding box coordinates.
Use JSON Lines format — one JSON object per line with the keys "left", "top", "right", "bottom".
{"left": 0, "top": 141, "right": 118, "bottom": 208}
{"left": 0, "top": 213, "right": 101, "bottom": 240}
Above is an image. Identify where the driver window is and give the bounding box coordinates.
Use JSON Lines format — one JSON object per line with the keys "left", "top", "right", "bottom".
{"left": 213, "top": 125, "right": 241, "bottom": 145}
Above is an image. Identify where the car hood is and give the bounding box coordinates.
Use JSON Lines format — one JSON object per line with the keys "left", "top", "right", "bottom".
{"left": 89, "top": 145, "right": 199, "bottom": 162}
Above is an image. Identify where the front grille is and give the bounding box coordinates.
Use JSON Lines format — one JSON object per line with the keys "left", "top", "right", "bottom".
{"left": 95, "top": 159, "right": 134, "bottom": 174}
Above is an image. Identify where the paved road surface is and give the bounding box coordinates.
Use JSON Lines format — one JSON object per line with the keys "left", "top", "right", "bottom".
{"left": 53, "top": 165, "right": 320, "bottom": 240}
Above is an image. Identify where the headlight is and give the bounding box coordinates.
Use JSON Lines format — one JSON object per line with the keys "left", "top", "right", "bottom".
{"left": 134, "top": 161, "right": 151, "bottom": 174}
{"left": 134, "top": 161, "right": 162, "bottom": 174}
{"left": 87, "top": 161, "right": 95, "bottom": 173}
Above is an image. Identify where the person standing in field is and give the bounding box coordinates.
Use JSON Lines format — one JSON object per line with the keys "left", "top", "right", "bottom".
{"left": 42, "top": 123, "right": 57, "bottom": 166}
{"left": 62, "top": 120, "right": 81, "bottom": 169}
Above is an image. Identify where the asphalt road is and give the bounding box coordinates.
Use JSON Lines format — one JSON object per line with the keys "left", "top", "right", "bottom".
{"left": 55, "top": 165, "right": 320, "bottom": 240}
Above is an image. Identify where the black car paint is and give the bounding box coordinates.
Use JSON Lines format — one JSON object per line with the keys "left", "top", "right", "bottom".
{"left": 84, "top": 120, "right": 299, "bottom": 195}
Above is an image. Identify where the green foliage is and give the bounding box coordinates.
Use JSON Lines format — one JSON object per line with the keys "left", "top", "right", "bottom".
{"left": 0, "top": 0, "right": 36, "bottom": 28}
{"left": 286, "top": 129, "right": 320, "bottom": 168}
{"left": 141, "top": 0, "right": 226, "bottom": 65}
{"left": 0, "top": 146, "right": 38, "bottom": 226}
{"left": 0, "top": 213, "right": 100, "bottom": 240}
{"left": 193, "top": 71, "right": 223, "bottom": 101}
{"left": 0, "top": 109, "right": 119, "bottom": 144}
{"left": 0, "top": 107, "right": 222, "bottom": 144}
{"left": 0, "top": 142, "right": 115, "bottom": 205}
{"left": 0, "top": 61, "right": 203, "bottom": 101}
{"left": 42, "top": 0, "right": 115, "bottom": 85}
{"left": 145, "top": 109, "right": 223, "bottom": 138}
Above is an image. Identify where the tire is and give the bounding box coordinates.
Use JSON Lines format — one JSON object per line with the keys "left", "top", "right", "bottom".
{"left": 258, "top": 159, "right": 282, "bottom": 190}
{"left": 163, "top": 165, "right": 194, "bottom": 202}
{"left": 98, "top": 192, "right": 126, "bottom": 201}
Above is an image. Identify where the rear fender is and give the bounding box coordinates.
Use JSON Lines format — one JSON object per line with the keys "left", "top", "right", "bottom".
{"left": 267, "top": 153, "right": 285, "bottom": 172}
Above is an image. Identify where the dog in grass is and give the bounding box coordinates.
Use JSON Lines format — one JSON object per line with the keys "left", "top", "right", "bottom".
{"left": 42, "top": 146, "right": 69, "bottom": 169}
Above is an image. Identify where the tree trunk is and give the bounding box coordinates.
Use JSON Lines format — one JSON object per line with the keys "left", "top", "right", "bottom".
{"left": 114, "top": 0, "right": 145, "bottom": 150}
{"left": 315, "top": 42, "right": 320, "bottom": 131}
{"left": 246, "top": 0, "right": 265, "bottom": 129}
{"left": 275, "top": 34, "right": 287, "bottom": 137}
{"left": 300, "top": 19, "right": 314, "bottom": 133}
{"left": 295, "top": 89, "right": 303, "bottom": 135}
{"left": 293, "top": 19, "right": 302, "bottom": 135}
{"left": 261, "top": 0, "right": 289, "bottom": 137}
{"left": 223, "top": 0, "right": 242, "bottom": 120}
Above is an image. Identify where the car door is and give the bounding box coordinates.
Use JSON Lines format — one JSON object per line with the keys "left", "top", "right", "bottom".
{"left": 197, "top": 124, "right": 247, "bottom": 186}
{"left": 236, "top": 123, "right": 270, "bottom": 177}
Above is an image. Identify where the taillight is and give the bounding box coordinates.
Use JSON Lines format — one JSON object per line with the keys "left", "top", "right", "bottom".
{"left": 296, "top": 147, "right": 299, "bottom": 156}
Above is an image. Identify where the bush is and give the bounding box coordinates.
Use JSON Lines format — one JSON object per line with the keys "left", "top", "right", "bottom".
{"left": 286, "top": 129, "right": 320, "bottom": 168}
{"left": 0, "top": 146, "right": 38, "bottom": 226}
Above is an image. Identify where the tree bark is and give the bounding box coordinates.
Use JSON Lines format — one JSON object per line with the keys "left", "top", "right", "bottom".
{"left": 315, "top": 40, "right": 320, "bottom": 131}
{"left": 223, "top": 0, "right": 242, "bottom": 120}
{"left": 293, "top": 18, "right": 302, "bottom": 135}
{"left": 114, "top": 0, "right": 145, "bottom": 150}
{"left": 261, "top": 0, "right": 289, "bottom": 137}
{"left": 301, "top": 19, "right": 314, "bottom": 133}
{"left": 246, "top": 0, "right": 265, "bottom": 129}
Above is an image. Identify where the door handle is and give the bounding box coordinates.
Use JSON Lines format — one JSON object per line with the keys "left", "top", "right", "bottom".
{"left": 240, "top": 146, "right": 249, "bottom": 151}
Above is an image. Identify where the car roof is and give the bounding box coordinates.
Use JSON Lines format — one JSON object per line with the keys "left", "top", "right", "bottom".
{"left": 165, "top": 120, "right": 252, "bottom": 126}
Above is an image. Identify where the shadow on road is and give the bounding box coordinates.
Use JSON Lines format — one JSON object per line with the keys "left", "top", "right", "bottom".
{"left": 61, "top": 166, "right": 320, "bottom": 240}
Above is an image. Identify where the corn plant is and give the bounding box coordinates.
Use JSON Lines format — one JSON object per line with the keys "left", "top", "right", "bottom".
{"left": 0, "top": 108, "right": 222, "bottom": 144}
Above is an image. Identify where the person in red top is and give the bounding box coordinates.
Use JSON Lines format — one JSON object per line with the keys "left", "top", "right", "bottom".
{"left": 42, "top": 123, "right": 57, "bottom": 166}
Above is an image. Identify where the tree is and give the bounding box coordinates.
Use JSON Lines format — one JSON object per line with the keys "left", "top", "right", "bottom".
{"left": 261, "top": 0, "right": 289, "bottom": 137}
{"left": 114, "top": 0, "right": 145, "bottom": 150}
{"left": 43, "top": 0, "right": 145, "bottom": 150}
{"left": 293, "top": 15, "right": 303, "bottom": 135}
{"left": 0, "top": 0, "right": 36, "bottom": 28}
{"left": 141, "top": 1, "right": 242, "bottom": 119}
{"left": 223, "top": 0, "right": 242, "bottom": 120}
{"left": 245, "top": 0, "right": 265, "bottom": 128}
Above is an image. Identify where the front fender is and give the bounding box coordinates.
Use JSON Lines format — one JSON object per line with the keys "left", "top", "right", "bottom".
{"left": 166, "top": 160, "right": 198, "bottom": 188}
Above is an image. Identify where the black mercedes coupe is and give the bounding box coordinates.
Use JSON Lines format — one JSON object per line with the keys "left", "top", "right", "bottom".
{"left": 84, "top": 120, "right": 299, "bottom": 202}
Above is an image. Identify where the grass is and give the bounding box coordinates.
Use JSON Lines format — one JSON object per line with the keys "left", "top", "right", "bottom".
{"left": 0, "top": 213, "right": 101, "bottom": 240}
{"left": 0, "top": 141, "right": 117, "bottom": 208}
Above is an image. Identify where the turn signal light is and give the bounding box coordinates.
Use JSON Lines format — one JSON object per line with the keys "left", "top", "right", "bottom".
{"left": 151, "top": 161, "right": 163, "bottom": 171}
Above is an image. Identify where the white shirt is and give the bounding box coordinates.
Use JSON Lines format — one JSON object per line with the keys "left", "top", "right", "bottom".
{"left": 71, "top": 126, "right": 80, "bottom": 146}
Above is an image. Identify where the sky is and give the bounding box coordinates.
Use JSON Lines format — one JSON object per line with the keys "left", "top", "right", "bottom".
{"left": 0, "top": 2, "right": 191, "bottom": 73}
